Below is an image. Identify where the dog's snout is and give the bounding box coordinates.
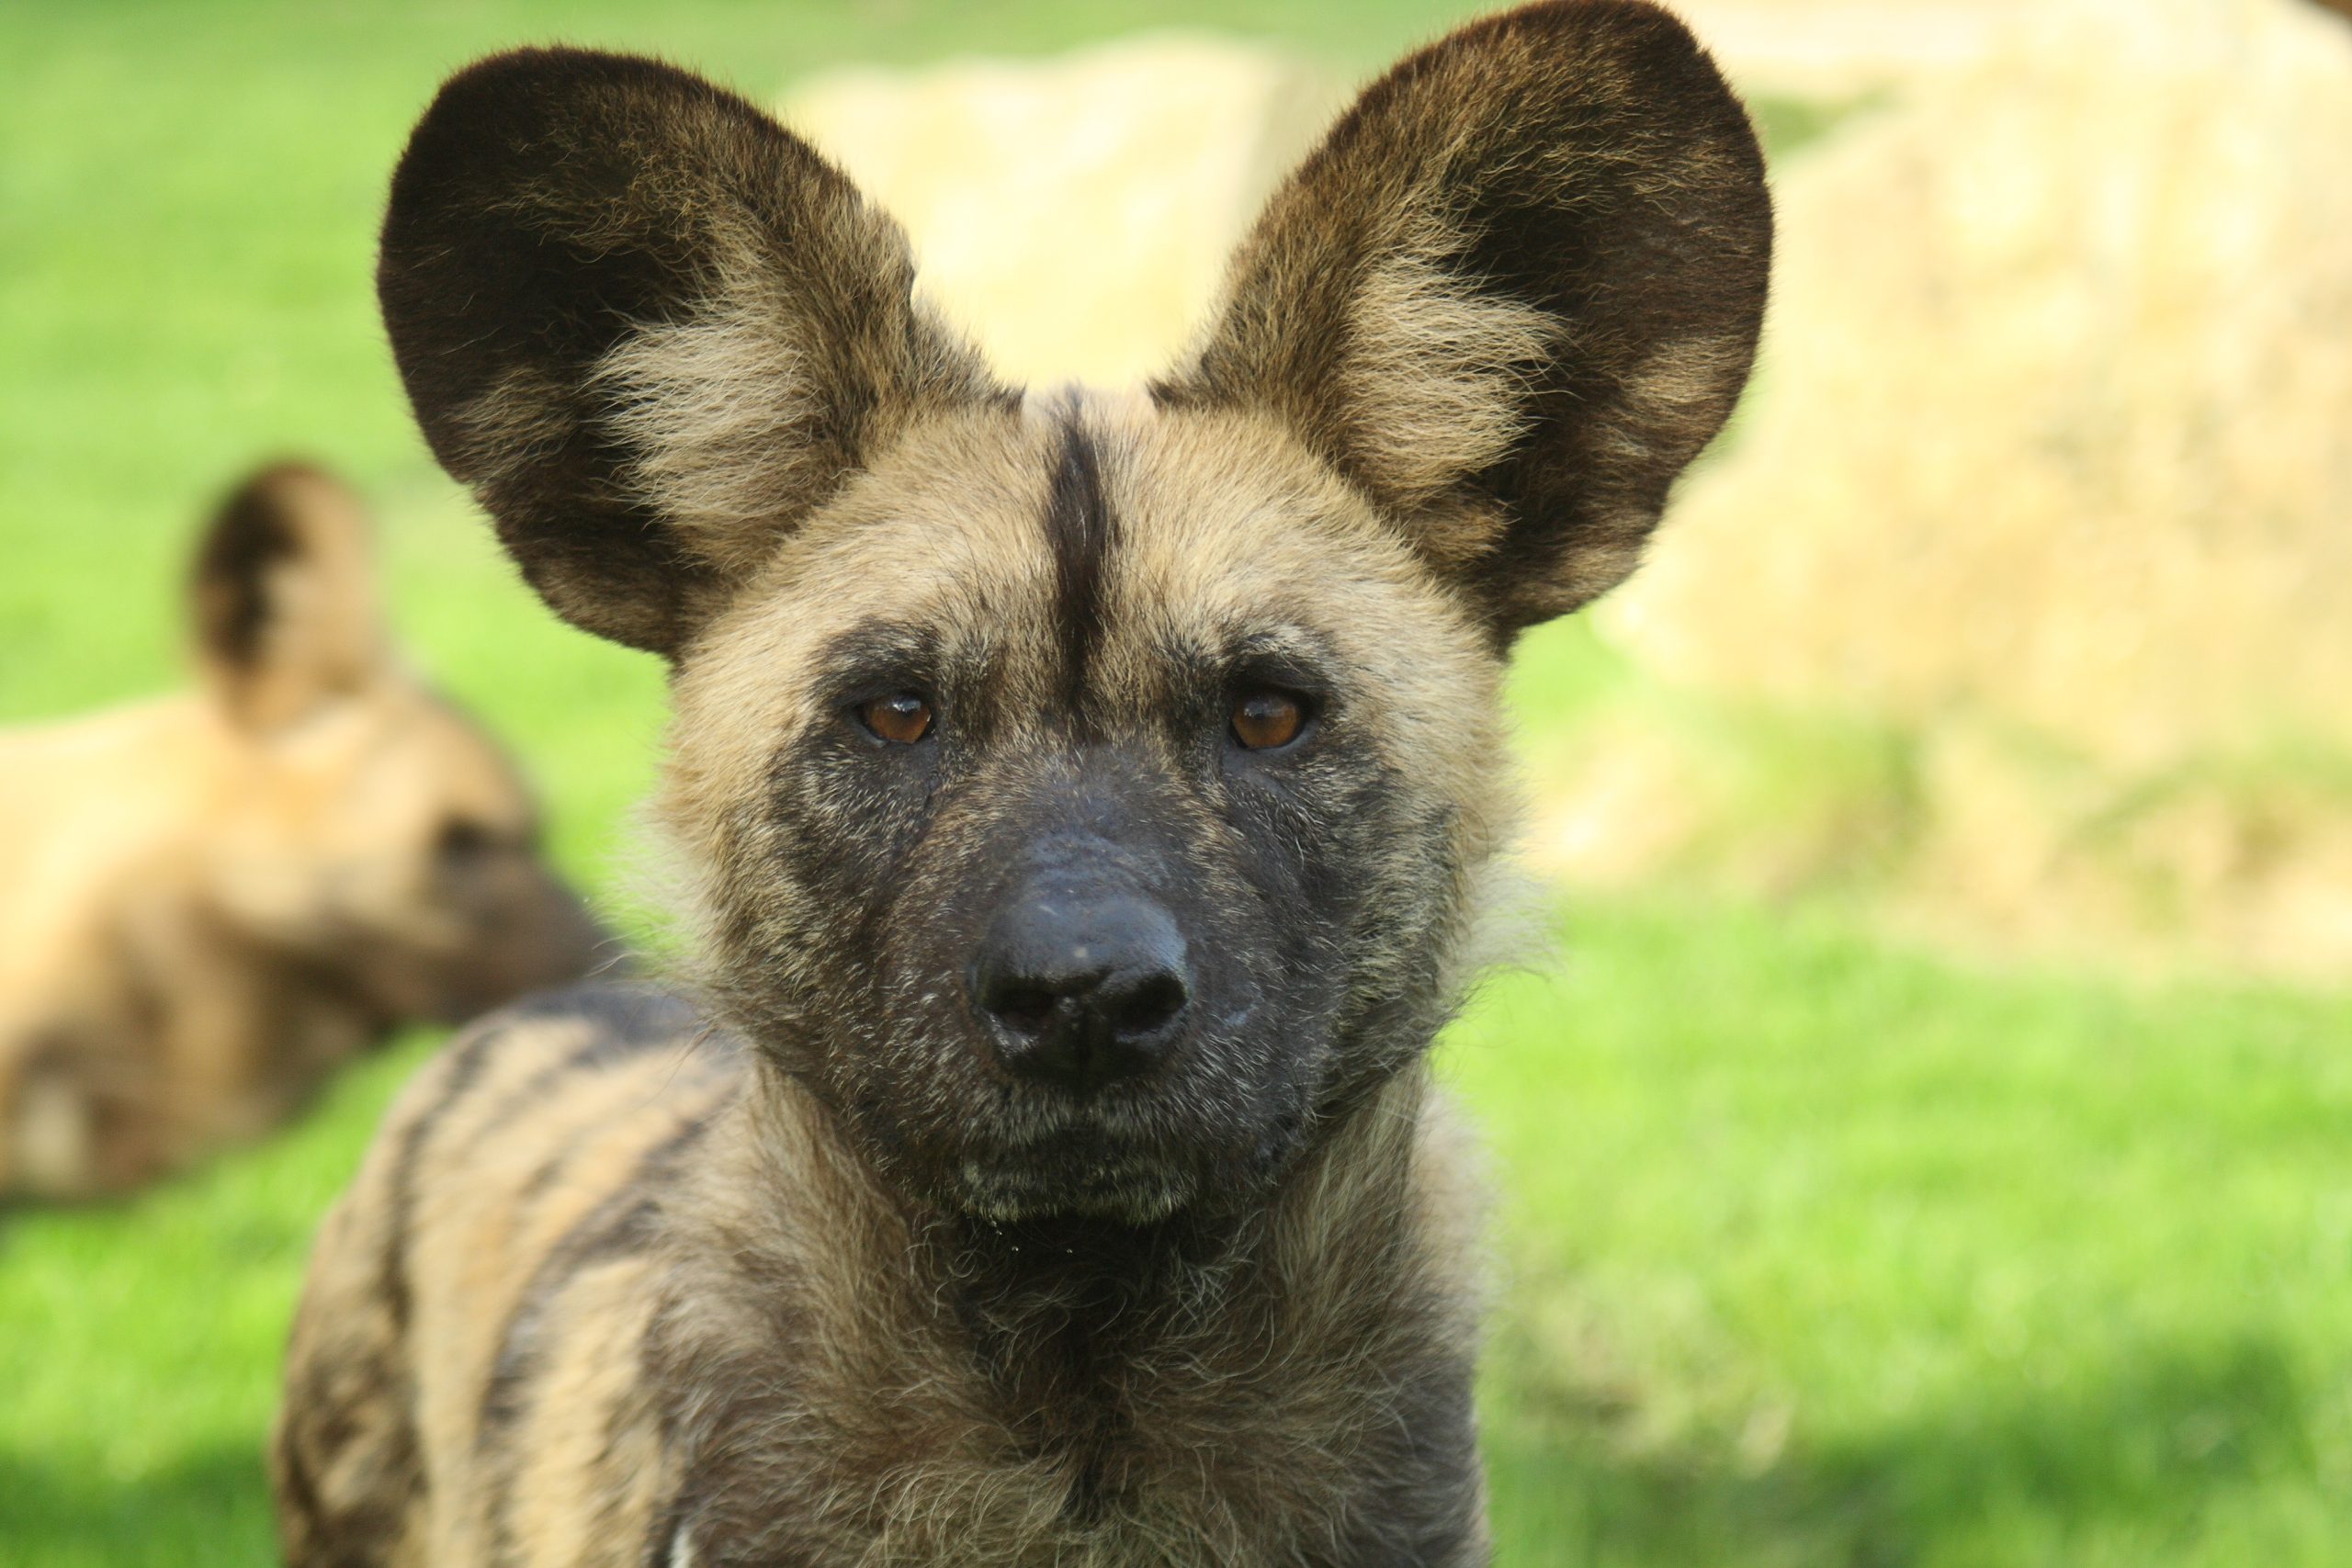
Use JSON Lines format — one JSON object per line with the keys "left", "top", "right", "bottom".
{"left": 971, "top": 888, "right": 1192, "bottom": 1093}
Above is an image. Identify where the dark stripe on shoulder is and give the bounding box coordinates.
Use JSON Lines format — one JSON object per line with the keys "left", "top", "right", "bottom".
{"left": 476, "top": 1194, "right": 662, "bottom": 1442}
{"left": 493, "top": 982, "right": 702, "bottom": 1043}
{"left": 1044, "top": 409, "right": 1115, "bottom": 720}
{"left": 458, "top": 985, "right": 709, "bottom": 1157}
{"left": 379, "top": 987, "right": 699, "bottom": 1335}
{"left": 379, "top": 1019, "right": 509, "bottom": 1334}
{"left": 476, "top": 1108, "right": 719, "bottom": 1449}
{"left": 274, "top": 1392, "right": 423, "bottom": 1568}
{"left": 476, "top": 1101, "right": 729, "bottom": 1565}
{"left": 509, "top": 1029, "right": 741, "bottom": 1213}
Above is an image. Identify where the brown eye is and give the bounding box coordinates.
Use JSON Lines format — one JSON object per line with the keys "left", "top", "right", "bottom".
{"left": 858, "top": 693, "right": 933, "bottom": 744}
{"left": 1230, "top": 690, "right": 1306, "bottom": 750}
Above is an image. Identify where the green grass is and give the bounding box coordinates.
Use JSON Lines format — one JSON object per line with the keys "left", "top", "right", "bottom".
{"left": 1460, "top": 901, "right": 2352, "bottom": 1566}
{"left": 5, "top": 2, "right": 2349, "bottom": 1564}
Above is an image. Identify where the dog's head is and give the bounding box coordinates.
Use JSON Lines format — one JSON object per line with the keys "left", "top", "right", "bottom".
{"left": 377, "top": 2, "right": 1769, "bottom": 1222}
{"left": 189, "top": 464, "right": 611, "bottom": 1024}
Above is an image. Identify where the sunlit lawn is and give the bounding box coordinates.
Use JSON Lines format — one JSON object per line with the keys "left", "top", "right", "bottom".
{"left": 6, "top": 3, "right": 2349, "bottom": 1564}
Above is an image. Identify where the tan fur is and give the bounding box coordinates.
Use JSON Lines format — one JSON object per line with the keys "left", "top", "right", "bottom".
{"left": 282, "top": 7, "right": 1769, "bottom": 1562}
{"left": 594, "top": 230, "right": 996, "bottom": 586}
{"left": 1340, "top": 245, "right": 1561, "bottom": 521}
{"left": 0, "top": 466, "right": 608, "bottom": 1200}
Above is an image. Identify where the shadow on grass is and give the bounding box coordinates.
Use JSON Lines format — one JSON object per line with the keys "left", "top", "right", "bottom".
{"left": 1487, "top": 1333, "right": 2315, "bottom": 1567}
{"left": 0, "top": 1445, "right": 277, "bottom": 1568}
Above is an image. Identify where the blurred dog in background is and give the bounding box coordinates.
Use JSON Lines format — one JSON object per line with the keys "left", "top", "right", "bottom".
{"left": 0, "top": 463, "right": 613, "bottom": 1201}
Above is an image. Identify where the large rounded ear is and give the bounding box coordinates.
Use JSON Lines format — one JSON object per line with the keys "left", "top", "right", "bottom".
{"left": 379, "top": 49, "right": 1010, "bottom": 656}
{"left": 191, "top": 464, "right": 391, "bottom": 732}
{"left": 1154, "top": 0, "right": 1771, "bottom": 639}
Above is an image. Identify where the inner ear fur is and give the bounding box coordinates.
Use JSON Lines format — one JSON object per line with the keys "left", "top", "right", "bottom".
{"left": 191, "top": 463, "right": 390, "bottom": 732}
{"left": 1156, "top": 0, "right": 1773, "bottom": 637}
{"left": 378, "top": 48, "right": 1010, "bottom": 656}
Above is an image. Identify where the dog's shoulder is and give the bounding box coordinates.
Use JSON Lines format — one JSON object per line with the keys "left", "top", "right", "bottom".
{"left": 352, "top": 980, "right": 741, "bottom": 1330}
{"left": 376, "top": 981, "right": 736, "bottom": 1204}
{"left": 277, "top": 982, "right": 741, "bottom": 1566}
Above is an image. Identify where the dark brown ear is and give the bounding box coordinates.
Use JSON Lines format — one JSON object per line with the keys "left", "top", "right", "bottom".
{"left": 191, "top": 463, "right": 390, "bottom": 731}
{"left": 1155, "top": 0, "right": 1771, "bottom": 638}
{"left": 378, "top": 49, "right": 1009, "bottom": 655}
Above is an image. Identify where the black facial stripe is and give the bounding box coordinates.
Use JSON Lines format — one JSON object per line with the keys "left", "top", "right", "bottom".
{"left": 1043, "top": 412, "right": 1114, "bottom": 722}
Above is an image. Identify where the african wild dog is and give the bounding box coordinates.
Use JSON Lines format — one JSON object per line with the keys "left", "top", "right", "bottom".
{"left": 273, "top": 4, "right": 1770, "bottom": 1562}
{"left": 0, "top": 464, "right": 610, "bottom": 1201}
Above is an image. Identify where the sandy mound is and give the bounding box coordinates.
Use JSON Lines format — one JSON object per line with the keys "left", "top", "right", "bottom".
{"left": 1545, "top": 0, "right": 2352, "bottom": 977}
{"left": 784, "top": 37, "right": 1341, "bottom": 389}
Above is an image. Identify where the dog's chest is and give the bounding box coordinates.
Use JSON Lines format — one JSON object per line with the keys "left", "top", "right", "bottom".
{"left": 637, "top": 1077, "right": 1485, "bottom": 1565}
{"left": 657, "top": 1297, "right": 1420, "bottom": 1567}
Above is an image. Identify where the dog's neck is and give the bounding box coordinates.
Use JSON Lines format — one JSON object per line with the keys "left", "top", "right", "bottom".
{"left": 915, "top": 1183, "right": 1276, "bottom": 1469}
{"left": 706, "top": 1053, "right": 1474, "bottom": 1401}
{"left": 661, "top": 1046, "right": 1484, "bottom": 1554}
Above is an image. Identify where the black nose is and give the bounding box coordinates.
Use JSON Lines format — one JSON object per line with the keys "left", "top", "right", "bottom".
{"left": 971, "top": 888, "right": 1192, "bottom": 1093}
